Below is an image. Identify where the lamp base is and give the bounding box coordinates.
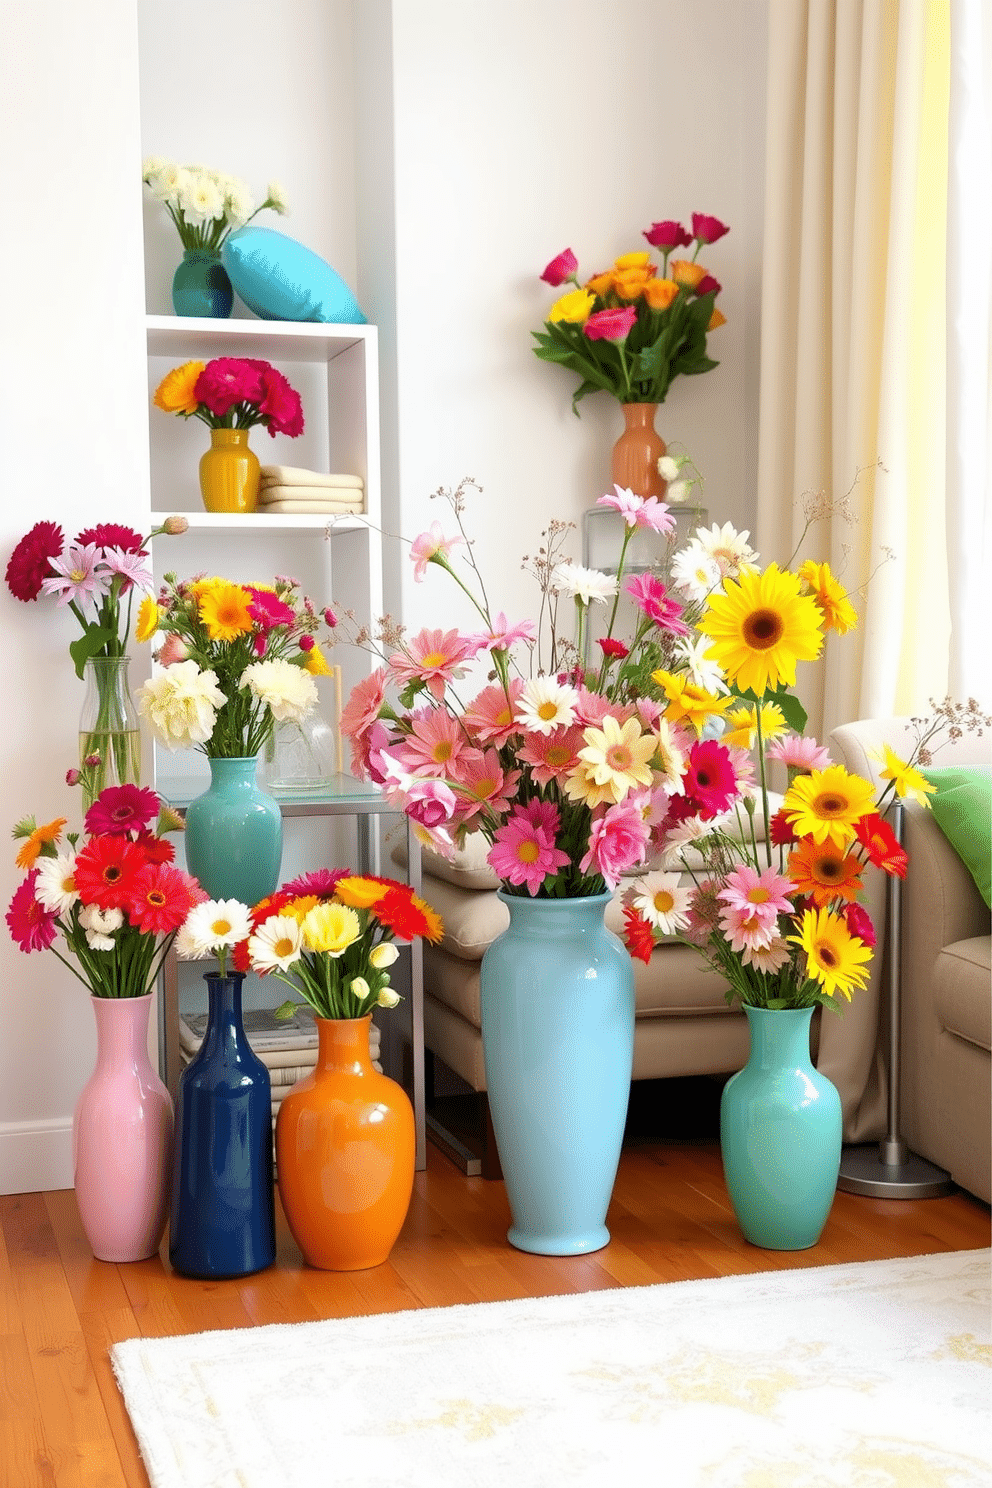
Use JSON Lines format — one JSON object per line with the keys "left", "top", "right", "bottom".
{"left": 837, "top": 1142, "right": 955, "bottom": 1199}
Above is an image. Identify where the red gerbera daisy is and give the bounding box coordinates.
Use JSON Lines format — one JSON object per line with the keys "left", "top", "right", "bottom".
{"left": 5, "top": 871, "right": 59, "bottom": 952}
{"left": 73, "top": 835, "right": 145, "bottom": 911}
{"left": 125, "top": 864, "right": 203, "bottom": 935}
{"left": 622, "top": 904, "right": 655, "bottom": 965}
{"left": 769, "top": 808, "right": 798, "bottom": 847}
{"left": 84, "top": 785, "right": 161, "bottom": 837}
{"left": 373, "top": 887, "right": 444, "bottom": 942}
{"left": 75, "top": 523, "right": 145, "bottom": 553}
{"left": 854, "top": 813, "right": 908, "bottom": 878}
{"left": 5, "top": 521, "right": 64, "bottom": 602}
{"left": 131, "top": 829, "right": 176, "bottom": 865}
{"left": 598, "top": 638, "right": 630, "bottom": 660}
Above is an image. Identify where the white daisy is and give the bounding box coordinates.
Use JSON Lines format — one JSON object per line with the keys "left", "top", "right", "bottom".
{"left": 242, "top": 659, "right": 318, "bottom": 724}
{"left": 224, "top": 182, "right": 255, "bottom": 225}
{"left": 694, "top": 522, "right": 760, "bottom": 579}
{"left": 180, "top": 900, "right": 253, "bottom": 959}
{"left": 267, "top": 180, "right": 289, "bottom": 214}
{"left": 179, "top": 170, "right": 224, "bottom": 225}
{"left": 248, "top": 915, "right": 303, "bottom": 973}
{"left": 659, "top": 816, "right": 712, "bottom": 869}
{"left": 741, "top": 934, "right": 792, "bottom": 973}
{"left": 550, "top": 562, "right": 618, "bottom": 606}
{"left": 35, "top": 851, "right": 78, "bottom": 915}
{"left": 518, "top": 676, "right": 580, "bottom": 736}
{"left": 672, "top": 633, "right": 730, "bottom": 695}
{"left": 630, "top": 872, "right": 693, "bottom": 935}
{"left": 669, "top": 542, "right": 722, "bottom": 602}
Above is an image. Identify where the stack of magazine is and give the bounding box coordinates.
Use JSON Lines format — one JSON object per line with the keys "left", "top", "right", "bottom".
{"left": 177, "top": 1002, "right": 383, "bottom": 1123}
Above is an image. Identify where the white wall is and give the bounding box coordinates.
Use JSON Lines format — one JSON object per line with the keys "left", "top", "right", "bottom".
{"left": 0, "top": 0, "right": 767, "bottom": 1193}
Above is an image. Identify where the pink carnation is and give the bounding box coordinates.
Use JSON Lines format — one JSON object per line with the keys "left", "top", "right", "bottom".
{"left": 258, "top": 365, "right": 305, "bottom": 437}
{"left": 579, "top": 801, "right": 650, "bottom": 890}
{"left": 195, "top": 358, "right": 267, "bottom": 418}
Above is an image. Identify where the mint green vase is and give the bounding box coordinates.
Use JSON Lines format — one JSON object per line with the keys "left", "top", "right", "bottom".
{"left": 720, "top": 1004, "right": 842, "bottom": 1250}
{"left": 184, "top": 757, "right": 282, "bottom": 905}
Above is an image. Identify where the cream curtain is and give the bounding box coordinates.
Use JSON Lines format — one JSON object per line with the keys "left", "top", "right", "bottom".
{"left": 756, "top": 0, "right": 990, "bottom": 743}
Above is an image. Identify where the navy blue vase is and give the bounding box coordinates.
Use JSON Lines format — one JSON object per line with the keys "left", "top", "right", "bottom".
{"left": 169, "top": 972, "right": 276, "bottom": 1278}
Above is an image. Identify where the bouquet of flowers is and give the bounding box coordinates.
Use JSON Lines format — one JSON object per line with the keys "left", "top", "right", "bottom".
{"left": 173, "top": 870, "right": 443, "bottom": 1021}
{"left": 532, "top": 214, "right": 729, "bottom": 414}
{"left": 136, "top": 573, "right": 337, "bottom": 758}
{"left": 5, "top": 516, "right": 188, "bottom": 677}
{"left": 154, "top": 358, "right": 304, "bottom": 440}
{"left": 6, "top": 784, "right": 204, "bottom": 997}
{"left": 341, "top": 480, "right": 759, "bottom": 900}
{"left": 142, "top": 158, "right": 288, "bottom": 255}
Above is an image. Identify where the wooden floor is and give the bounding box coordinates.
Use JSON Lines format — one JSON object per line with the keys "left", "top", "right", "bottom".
{"left": 2, "top": 1119, "right": 989, "bottom": 1488}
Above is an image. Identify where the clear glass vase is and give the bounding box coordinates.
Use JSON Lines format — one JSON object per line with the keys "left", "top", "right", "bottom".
{"left": 78, "top": 656, "right": 142, "bottom": 809}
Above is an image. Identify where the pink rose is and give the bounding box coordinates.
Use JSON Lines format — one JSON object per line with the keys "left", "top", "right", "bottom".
{"left": 580, "top": 802, "right": 650, "bottom": 890}
{"left": 584, "top": 306, "right": 637, "bottom": 343}
{"left": 540, "top": 248, "right": 578, "bottom": 287}
{"left": 643, "top": 220, "right": 692, "bottom": 251}
{"left": 691, "top": 213, "right": 730, "bottom": 245}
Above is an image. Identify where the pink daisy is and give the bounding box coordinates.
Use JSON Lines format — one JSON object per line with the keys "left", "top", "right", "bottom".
{"left": 719, "top": 905, "right": 775, "bottom": 955}
{"left": 625, "top": 573, "right": 690, "bottom": 635}
{"left": 282, "top": 869, "right": 350, "bottom": 899}
{"left": 765, "top": 734, "right": 833, "bottom": 773}
{"left": 341, "top": 667, "right": 388, "bottom": 776}
{"left": 397, "top": 707, "right": 469, "bottom": 778}
{"left": 245, "top": 587, "right": 296, "bottom": 630}
{"left": 84, "top": 785, "right": 160, "bottom": 838}
{"left": 6, "top": 871, "right": 59, "bottom": 952}
{"left": 463, "top": 680, "right": 524, "bottom": 746}
{"left": 579, "top": 801, "right": 650, "bottom": 889}
{"left": 40, "top": 543, "right": 112, "bottom": 611}
{"left": 101, "top": 548, "right": 153, "bottom": 594}
{"left": 388, "top": 628, "right": 476, "bottom": 703}
{"left": 517, "top": 724, "right": 585, "bottom": 788}
{"left": 489, "top": 800, "right": 570, "bottom": 895}
{"left": 409, "top": 521, "right": 466, "bottom": 582}
{"left": 450, "top": 749, "right": 521, "bottom": 820}
{"left": 717, "top": 865, "right": 795, "bottom": 930}
{"left": 468, "top": 612, "right": 537, "bottom": 654}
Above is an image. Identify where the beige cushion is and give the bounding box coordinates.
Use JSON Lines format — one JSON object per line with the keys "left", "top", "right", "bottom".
{"left": 934, "top": 938, "right": 992, "bottom": 1052}
{"left": 393, "top": 830, "right": 499, "bottom": 892}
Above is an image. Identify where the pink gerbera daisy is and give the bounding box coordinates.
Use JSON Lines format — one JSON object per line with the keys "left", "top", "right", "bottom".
{"left": 397, "top": 706, "right": 469, "bottom": 778}
{"left": 5, "top": 871, "right": 59, "bottom": 952}
{"left": 517, "top": 725, "right": 585, "bottom": 788}
{"left": 84, "top": 785, "right": 160, "bottom": 837}
{"left": 467, "top": 612, "right": 537, "bottom": 653}
{"left": 282, "top": 868, "right": 350, "bottom": 900}
{"left": 409, "top": 521, "right": 466, "bottom": 582}
{"left": 625, "top": 573, "right": 690, "bottom": 635}
{"left": 388, "top": 628, "right": 477, "bottom": 703}
{"left": 101, "top": 548, "right": 153, "bottom": 594}
{"left": 40, "top": 543, "right": 112, "bottom": 611}
{"left": 717, "top": 865, "right": 795, "bottom": 932}
{"left": 125, "top": 864, "right": 204, "bottom": 935}
{"left": 245, "top": 587, "right": 296, "bottom": 630}
{"left": 682, "top": 739, "right": 739, "bottom": 818}
{"left": 450, "top": 748, "right": 521, "bottom": 819}
{"left": 489, "top": 799, "right": 570, "bottom": 895}
{"left": 766, "top": 734, "right": 833, "bottom": 773}
{"left": 341, "top": 667, "right": 388, "bottom": 776}
{"left": 463, "top": 679, "right": 524, "bottom": 746}
{"left": 719, "top": 904, "right": 775, "bottom": 955}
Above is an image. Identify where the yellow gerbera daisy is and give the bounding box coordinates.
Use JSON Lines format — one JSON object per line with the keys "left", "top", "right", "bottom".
{"left": 697, "top": 563, "right": 824, "bottom": 696}
{"left": 303, "top": 643, "right": 332, "bottom": 677}
{"left": 722, "top": 701, "right": 787, "bottom": 750}
{"left": 334, "top": 876, "right": 389, "bottom": 909}
{"left": 196, "top": 580, "right": 255, "bottom": 642}
{"left": 799, "top": 560, "right": 858, "bottom": 635}
{"left": 153, "top": 360, "right": 205, "bottom": 415}
{"left": 781, "top": 765, "right": 878, "bottom": 848}
{"left": 875, "top": 743, "right": 937, "bottom": 809}
{"left": 282, "top": 895, "right": 320, "bottom": 923}
{"left": 135, "top": 595, "right": 160, "bottom": 644}
{"left": 301, "top": 902, "right": 361, "bottom": 956}
{"left": 789, "top": 906, "right": 873, "bottom": 1001}
{"left": 651, "top": 669, "right": 734, "bottom": 737}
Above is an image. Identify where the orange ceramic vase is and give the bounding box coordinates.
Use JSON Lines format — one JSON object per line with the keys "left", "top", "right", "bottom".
{"left": 275, "top": 1015, "right": 415, "bottom": 1270}
{"left": 611, "top": 402, "right": 668, "bottom": 500}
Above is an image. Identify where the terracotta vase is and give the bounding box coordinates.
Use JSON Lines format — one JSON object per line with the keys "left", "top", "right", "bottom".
{"left": 198, "top": 428, "right": 261, "bottom": 513}
{"left": 275, "top": 1015, "right": 415, "bottom": 1270}
{"left": 72, "top": 993, "right": 173, "bottom": 1262}
{"left": 611, "top": 402, "right": 667, "bottom": 500}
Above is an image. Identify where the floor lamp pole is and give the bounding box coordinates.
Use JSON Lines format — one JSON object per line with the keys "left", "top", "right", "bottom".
{"left": 836, "top": 799, "right": 955, "bottom": 1199}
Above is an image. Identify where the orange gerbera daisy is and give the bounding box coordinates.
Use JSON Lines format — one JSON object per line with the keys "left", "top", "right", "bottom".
{"left": 788, "top": 839, "right": 864, "bottom": 907}
{"left": 14, "top": 817, "right": 67, "bottom": 870}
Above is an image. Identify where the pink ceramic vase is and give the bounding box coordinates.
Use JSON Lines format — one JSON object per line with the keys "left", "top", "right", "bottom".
{"left": 72, "top": 993, "right": 174, "bottom": 1262}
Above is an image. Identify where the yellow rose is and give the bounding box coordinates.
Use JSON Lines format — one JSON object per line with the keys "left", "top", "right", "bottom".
{"left": 334, "top": 876, "right": 388, "bottom": 909}
{"left": 584, "top": 271, "right": 615, "bottom": 297}
{"left": 154, "top": 360, "right": 205, "bottom": 415}
{"left": 670, "top": 259, "right": 707, "bottom": 290}
{"left": 301, "top": 902, "right": 361, "bottom": 956}
{"left": 548, "top": 288, "right": 595, "bottom": 325}
{"left": 612, "top": 265, "right": 655, "bottom": 301}
{"left": 613, "top": 252, "right": 651, "bottom": 272}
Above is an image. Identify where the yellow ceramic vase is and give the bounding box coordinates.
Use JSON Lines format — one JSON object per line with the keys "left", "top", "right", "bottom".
{"left": 198, "top": 428, "right": 261, "bottom": 514}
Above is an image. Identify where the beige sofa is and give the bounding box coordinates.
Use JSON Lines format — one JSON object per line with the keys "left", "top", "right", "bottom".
{"left": 403, "top": 788, "right": 899, "bottom": 1175}
{"left": 830, "top": 718, "right": 991, "bottom": 1203}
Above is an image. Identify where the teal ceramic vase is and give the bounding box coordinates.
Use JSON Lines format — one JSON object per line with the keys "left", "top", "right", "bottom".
{"left": 172, "top": 250, "right": 234, "bottom": 318}
{"left": 184, "top": 756, "right": 282, "bottom": 904}
{"left": 480, "top": 891, "right": 634, "bottom": 1256}
{"left": 720, "top": 1004, "right": 842, "bottom": 1250}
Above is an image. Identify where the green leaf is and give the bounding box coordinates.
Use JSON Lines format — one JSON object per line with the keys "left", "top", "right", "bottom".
{"left": 68, "top": 627, "right": 117, "bottom": 680}
{"left": 774, "top": 690, "right": 809, "bottom": 734}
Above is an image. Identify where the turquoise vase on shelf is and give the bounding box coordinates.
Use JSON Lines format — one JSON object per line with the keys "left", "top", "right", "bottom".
{"left": 720, "top": 1004, "right": 842, "bottom": 1250}
{"left": 479, "top": 890, "right": 634, "bottom": 1256}
{"left": 171, "top": 250, "right": 234, "bottom": 318}
{"left": 183, "top": 756, "right": 282, "bottom": 905}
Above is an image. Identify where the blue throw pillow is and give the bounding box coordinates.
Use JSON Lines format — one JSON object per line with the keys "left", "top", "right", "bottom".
{"left": 222, "top": 227, "right": 366, "bottom": 324}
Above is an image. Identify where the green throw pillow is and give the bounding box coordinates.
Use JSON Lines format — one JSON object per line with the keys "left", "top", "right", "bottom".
{"left": 919, "top": 766, "right": 992, "bottom": 909}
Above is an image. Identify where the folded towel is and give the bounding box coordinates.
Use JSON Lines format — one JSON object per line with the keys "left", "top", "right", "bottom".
{"left": 258, "top": 483, "right": 364, "bottom": 502}
{"left": 258, "top": 498, "right": 364, "bottom": 515}
{"left": 259, "top": 465, "right": 364, "bottom": 489}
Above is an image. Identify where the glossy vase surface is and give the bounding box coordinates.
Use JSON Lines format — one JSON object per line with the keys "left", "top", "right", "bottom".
{"left": 184, "top": 756, "right": 282, "bottom": 904}
{"left": 73, "top": 993, "right": 173, "bottom": 1262}
{"left": 170, "top": 973, "right": 275, "bottom": 1279}
{"left": 78, "top": 656, "right": 142, "bottom": 809}
{"left": 720, "top": 1004, "right": 842, "bottom": 1250}
{"left": 198, "top": 428, "right": 261, "bottom": 514}
{"left": 611, "top": 402, "right": 667, "bottom": 500}
{"left": 275, "top": 1016, "right": 415, "bottom": 1270}
{"left": 172, "top": 249, "right": 233, "bottom": 318}
{"left": 480, "top": 891, "right": 634, "bottom": 1256}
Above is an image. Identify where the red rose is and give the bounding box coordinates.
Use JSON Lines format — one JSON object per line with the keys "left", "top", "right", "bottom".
{"left": 643, "top": 220, "right": 692, "bottom": 251}
{"left": 5, "top": 521, "right": 63, "bottom": 602}
{"left": 694, "top": 274, "right": 721, "bottom": 297}
{"left": 843, "top": 901, "right": 876, "bottom": 949}
{"left": 583, "top": 306, "right": 637, "bottom": 343}
{"left": 540, "top": 248, "right": 578, "bottom": 287}
{"left": 691, "top": 213, "right": 730, "bottom": 245}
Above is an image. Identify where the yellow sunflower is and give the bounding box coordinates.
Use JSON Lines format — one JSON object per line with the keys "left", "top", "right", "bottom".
{"left": 799, "top": 560, "right": 858, "bottom": 635}
{"left": 196, "top": 579, "right": 255, "bottom": 642}
{"left": 875, "top": 743, "right": 936, "bottom": 809}
{"left": 722, "top": 701, "right": 787, "bottom": 750}
{"left": 789, "top": 906, "right": 873, "bottom": 1001}
{"left": 135, "top": 595, "right": 160, "bottom": 643}
{"left": 697, "top": 563, "right": 824, "bottom": 696}
{"left": 651, "top": 669, "right": 734, "bottom": 736}
{"left": 781, "top": 765, "right": 878, "bottom": 848}
{"left": 153, "top": 360, "right": 205, "bottom": 415}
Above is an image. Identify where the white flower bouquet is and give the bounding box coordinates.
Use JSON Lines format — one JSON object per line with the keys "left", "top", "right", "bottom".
{"left": 141, "top": 157, "right": 288, "bottom": 254}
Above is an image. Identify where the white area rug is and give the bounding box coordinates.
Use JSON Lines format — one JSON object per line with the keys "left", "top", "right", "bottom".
{"left": 112, "top": 1249, "right": 991, "bottom": 1488}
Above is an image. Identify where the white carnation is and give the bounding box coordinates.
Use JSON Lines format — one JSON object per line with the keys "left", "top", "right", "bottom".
{"left": 78, "top": 903, "right": 123, "bottom": 952}
{"left": 138, "top": 661, "right": 227, "bottom": 750}
{"left": 242, "top": 659, "right": 318, "bottom": 723}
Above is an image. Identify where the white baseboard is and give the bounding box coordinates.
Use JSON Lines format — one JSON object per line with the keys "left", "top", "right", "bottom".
{"left": 0, "top": 1120, "right": 73, "bottom": 1195}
